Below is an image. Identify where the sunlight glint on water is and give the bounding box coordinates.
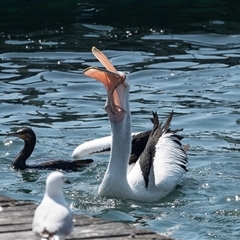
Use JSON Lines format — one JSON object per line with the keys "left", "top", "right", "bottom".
{"left": 1, "top": 30, "right": 240, "bottom": 240}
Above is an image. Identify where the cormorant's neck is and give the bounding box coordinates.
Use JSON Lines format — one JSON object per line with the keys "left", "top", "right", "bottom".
{"left": 12, "top": 138, "right": 36, "bottom": 170}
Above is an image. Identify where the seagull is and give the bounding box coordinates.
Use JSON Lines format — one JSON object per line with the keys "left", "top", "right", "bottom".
{"left": 77, "top": 47, "right": 189, "bottom": 202}
{"left": 32, "top": 171, "right": 74, "bottom": 239}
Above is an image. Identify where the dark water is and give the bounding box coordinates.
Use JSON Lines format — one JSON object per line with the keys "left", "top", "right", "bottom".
{"left": 1, "top": 1, "right": 240, "bottom": 239}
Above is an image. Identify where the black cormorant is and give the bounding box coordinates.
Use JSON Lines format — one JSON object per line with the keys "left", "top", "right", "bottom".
{"left": 7, "top": 127, "right": 93, "bottom": 170}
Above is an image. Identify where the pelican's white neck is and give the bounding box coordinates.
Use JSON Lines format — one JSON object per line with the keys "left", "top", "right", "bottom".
{"left": 108, "top": 114, "right": 131, "bottom": 175}
{"left": 98, "top": 84, "right": 132, "bottom": 197}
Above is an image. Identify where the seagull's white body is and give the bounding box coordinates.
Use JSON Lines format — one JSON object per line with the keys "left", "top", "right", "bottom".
{"left": 78, "top": 47, "right": 189, "bottom": 202}
{"left": 32, "top": 172, "right": 73, "bottom": 240}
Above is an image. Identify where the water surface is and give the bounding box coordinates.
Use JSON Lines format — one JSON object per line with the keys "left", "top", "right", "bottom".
{"left": 1, "top": 2, "right": 240, "bottom": 240}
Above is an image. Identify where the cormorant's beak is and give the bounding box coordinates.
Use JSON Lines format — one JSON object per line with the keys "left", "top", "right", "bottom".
{"left": 7, "top": 131, "right": 18, "bottom": 137}
{"left": 7, "top": 131, "right": 25, "bottom": 140}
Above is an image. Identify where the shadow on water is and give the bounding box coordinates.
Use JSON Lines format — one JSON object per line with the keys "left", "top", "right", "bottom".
{"left": 0, "top": 0, "right": 240, "bottom": 56}
{"left": 1, "top": 0, "right": 240, "bottom": 34}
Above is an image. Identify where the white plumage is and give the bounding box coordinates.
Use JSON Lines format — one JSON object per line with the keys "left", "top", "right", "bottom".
{"left": 76, "top": 47, "right": 189, "bottom": 202}
{"left": 32, "top": 171, "right": 73, "bottom": 240}
{"left": 72, "top": 135, "right": 112, "bottom": 159}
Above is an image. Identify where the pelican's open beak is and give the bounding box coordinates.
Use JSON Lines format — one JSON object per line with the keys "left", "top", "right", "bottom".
{"left": 83, "top": 47, "right": 128, "bottom": 123}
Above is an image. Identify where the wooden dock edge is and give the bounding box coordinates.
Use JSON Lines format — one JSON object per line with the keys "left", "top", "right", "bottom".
{"left": 0, "top": 195, "right": 175, "bottom": 240}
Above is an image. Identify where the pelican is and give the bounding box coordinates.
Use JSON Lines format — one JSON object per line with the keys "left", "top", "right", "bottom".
{"left": 72, "top": 131, "right": 151, "bottom": 164}
{"left": 78, "top": 47, "right": 189, "bottom": 202}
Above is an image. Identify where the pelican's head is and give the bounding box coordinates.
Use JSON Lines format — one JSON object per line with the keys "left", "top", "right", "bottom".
{"left": 83, "top": 47, "right": 129, "bottom": 123}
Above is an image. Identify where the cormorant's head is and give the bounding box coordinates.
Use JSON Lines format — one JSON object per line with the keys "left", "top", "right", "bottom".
{"left": 7, "top": 127, "right": 36, "bottom": 142}
{"left": 7, "top": 127, "right": 37, "bottom": 170}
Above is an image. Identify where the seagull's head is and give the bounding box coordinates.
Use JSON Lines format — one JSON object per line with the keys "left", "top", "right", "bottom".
{"left": 46, "top": 171, "right": 70, "bottom": 196}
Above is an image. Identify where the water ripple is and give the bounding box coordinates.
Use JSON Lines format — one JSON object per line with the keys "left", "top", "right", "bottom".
{"left": 1, "top": 29, "right": 240, "bottom": 240}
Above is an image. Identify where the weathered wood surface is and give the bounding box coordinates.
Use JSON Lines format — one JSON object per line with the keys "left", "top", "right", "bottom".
{"left": 0, "top": 195, "right": 174, "bottom": 240}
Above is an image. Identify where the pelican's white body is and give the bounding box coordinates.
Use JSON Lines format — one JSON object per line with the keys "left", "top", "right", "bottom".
{"left": 71, "top": 132, "right": 141, "bottom": 159}
{"left": 75, "top": 47, "right": 189, "bottom": 202}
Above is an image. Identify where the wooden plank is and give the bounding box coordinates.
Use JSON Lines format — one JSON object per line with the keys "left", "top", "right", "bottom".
{"left": 0, "top": 195, "right": 174, "bottom": 240}
{"left": 0, "top": 231, "right": 172, "bottom": 240}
